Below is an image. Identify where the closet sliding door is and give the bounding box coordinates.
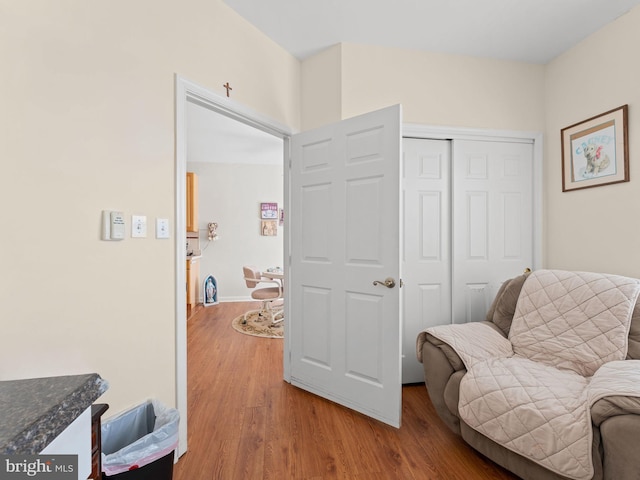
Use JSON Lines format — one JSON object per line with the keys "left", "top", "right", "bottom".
{"left": 402, "top": 138, "right": 451, "bottom": 383}
{"left": 451, "top": 140, "right": 533, "bottom": 324}
{"left": 402, "top": 137, "right": 534, "bottom": 383}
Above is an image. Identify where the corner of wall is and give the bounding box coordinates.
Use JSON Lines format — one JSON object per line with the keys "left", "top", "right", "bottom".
{"left": 300, "top": 44, "right": 343, "bottom": 130}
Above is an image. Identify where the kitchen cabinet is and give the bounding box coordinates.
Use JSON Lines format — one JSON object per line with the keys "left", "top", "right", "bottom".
{"left": 186, "top": 172, "right": 198, "bottom": 233}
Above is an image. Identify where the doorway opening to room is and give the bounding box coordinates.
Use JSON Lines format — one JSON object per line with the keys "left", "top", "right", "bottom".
{"left": 175, "top": 76, "right": 293, "bottom": 456}
{"left": 184, "top": 100, "right": 285, "bottom": 317}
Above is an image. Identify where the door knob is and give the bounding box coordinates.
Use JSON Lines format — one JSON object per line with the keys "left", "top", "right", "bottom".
{"left": 373, "top": 277, "right": 396, "bottom": 288}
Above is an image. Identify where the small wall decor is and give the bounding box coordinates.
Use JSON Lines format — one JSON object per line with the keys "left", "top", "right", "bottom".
{"left": 261, "top": 220, "right": 277, "bottom": 236}
{"left": 261, "top": 202, "right": 278, "bottom": 219}
{"left": 207, "top": 222, "right": 219, "bottom": 241}
{"left": 561, "top": 105, "right": 629, "bottom": 192}
{"left": 203, "top": 275, "right": 218, "bottom": 307}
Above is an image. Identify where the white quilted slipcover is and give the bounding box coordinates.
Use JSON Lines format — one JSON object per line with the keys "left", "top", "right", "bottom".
{"left": 424, "top": 270, "right": 640, "bottom": 480}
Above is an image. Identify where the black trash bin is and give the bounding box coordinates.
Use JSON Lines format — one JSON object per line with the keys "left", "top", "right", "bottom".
{"left": 101, "top": 400, "right": 179, "bottom": 480}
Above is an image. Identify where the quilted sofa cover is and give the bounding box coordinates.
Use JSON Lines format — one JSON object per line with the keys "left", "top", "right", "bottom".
{"left": 418, "top": 269, "right": 640, "bottom": 480}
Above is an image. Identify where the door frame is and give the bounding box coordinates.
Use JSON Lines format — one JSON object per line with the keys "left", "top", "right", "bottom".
{"left": 174, "top": 75, "right": 293, "bottom": 456}
{"left": 402, "top": 124, "right": 543, "bottom": 269}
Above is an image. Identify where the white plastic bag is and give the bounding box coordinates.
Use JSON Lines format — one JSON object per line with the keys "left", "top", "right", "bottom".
{"left": 101, "top": 399, "right": 179, "bottom": 476}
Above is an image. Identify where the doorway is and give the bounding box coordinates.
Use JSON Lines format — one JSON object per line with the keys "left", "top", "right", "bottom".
{"left": 185, "top": 100, "right": 285, "bottom": 304}
{"left": 175, "top": 75, "right": 293, "bottom": 456}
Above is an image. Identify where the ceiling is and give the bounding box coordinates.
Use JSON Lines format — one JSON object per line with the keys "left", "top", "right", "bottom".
{"left": 187, "top": 99, "right": 283, "bottom": 166}
{"left": 224, "top": 0, "right": 640, "bottom": 63}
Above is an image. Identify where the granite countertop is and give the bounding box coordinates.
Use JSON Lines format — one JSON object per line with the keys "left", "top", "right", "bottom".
{"left": 0, "top": 373, "right": 108, "bottom": 455}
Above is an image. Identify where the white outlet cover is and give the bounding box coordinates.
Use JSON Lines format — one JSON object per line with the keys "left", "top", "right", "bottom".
{"left": 131, "top": 215, "right": 147, "bottom": 238}
{"left": 156, "top": 218, "right": 170, "bottom": 239}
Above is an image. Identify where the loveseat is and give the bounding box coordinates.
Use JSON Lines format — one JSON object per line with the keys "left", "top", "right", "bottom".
{"left": 417, "top": 269, "right": 640, "bottom": 480}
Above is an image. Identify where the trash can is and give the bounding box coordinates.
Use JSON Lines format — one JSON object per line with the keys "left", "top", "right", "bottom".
{"left": 101, "top": 400, "right": 179, "bottom": 480}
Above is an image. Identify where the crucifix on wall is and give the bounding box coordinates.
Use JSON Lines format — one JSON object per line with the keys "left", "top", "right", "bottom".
{"left": 223, "top": 82, "right": 233, "bottom": 97}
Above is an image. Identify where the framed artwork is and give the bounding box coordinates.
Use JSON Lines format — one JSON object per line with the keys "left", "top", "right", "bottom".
{"left": 260, "top": 202, "right": 278, "bottom": 219}
{"left": 561, "top": 105, "right": 629, "bottom": 192}
{"left": 261, "top": 220, "right": 277, "bottom": 236}
{"left": 203, "top": 275, "right": 218, "bottom": 307}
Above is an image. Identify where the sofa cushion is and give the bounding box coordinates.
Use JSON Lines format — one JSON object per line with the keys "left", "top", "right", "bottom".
{"left": 509, "top": 270, "right": 640, "bottom": 377}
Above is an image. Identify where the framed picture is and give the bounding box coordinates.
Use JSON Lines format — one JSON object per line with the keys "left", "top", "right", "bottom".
{"left": 260, "top": 202, "right": 278, "bottom": 219}
{"left": 561, "top": 105, "right": 629, "bottom": 192}
{"left": 261, "top": 220, "right": 277, "bottom": 236}
{"left": 203, "top": 275, "right": 218, "bottom": 307}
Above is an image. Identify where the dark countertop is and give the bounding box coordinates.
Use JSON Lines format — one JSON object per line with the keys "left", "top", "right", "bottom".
{"left": 0, "top": 373, "right": 108, "bottom": 454}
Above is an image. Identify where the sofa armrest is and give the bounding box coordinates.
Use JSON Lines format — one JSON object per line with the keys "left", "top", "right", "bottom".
{"left": 419, "top": 340, "right": 463, "bottom": 433}
{"left": 417, "top": 331, "right": 466, "bottom": 370}
{"left": 588, "top": 360, "right": 640, "bottom": 435}
{"left": 600, "top": 415, "right": 640, "bottom": 480}
{"left": 592, "top": 396, "right": 640, "bottom": 426}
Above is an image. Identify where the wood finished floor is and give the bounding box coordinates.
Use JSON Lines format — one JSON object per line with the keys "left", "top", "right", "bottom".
{"left": 174, "top": 301, "right": 519, "bottom": 480}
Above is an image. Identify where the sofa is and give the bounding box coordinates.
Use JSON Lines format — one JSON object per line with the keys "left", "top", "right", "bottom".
{"left": 416, "top": 269, "right": 640, "bottom": 480}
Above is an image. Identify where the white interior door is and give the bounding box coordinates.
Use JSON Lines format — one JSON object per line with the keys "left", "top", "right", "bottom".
{"left": 452, "top": 139, "right": 534, "bottom": 323}
{"left": 401, "top": 138, "right": 451, "bottom": 383}
{"left": 289, "top": 105, "right": 402, "bottom": 427}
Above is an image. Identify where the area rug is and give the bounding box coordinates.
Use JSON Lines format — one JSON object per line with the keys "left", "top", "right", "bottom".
{"left": 231, "top": 310, "right": 283, "bottom": 338}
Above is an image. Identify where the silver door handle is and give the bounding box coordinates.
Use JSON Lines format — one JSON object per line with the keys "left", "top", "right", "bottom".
{"left": 373, "top": 277, "right": 396, "bottom": 288}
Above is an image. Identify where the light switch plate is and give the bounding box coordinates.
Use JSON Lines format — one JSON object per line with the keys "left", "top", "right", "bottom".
{"left": 131, "top": 215, "right": 147, "bottom": 238}
{"left": 156, "top": 218, "right": 170, "bottom": 239}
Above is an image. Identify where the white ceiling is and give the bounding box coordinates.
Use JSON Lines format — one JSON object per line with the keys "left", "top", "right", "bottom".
{"left": 186, "top": 100, "right": 283, "bottom": 166}
{"left": 224, "top": 0, "right": 640, "bottom": 63}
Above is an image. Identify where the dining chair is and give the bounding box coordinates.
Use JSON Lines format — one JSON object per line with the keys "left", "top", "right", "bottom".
{"left": 242, "top": 265, "right": 284, "bottom": 325}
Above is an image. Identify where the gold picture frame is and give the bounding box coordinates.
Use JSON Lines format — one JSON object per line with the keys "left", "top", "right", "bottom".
{"left": 561, "top": 105, "right": 629, "bottom": 192}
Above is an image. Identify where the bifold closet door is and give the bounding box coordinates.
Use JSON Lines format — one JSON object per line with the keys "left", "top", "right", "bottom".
{"left": 402, "top": 138, "right": 451, "bottom": 383}
{"left": 451, "top": 139, "right": 534, "bottom": 324}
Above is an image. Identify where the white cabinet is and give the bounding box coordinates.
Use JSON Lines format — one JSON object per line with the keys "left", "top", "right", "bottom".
{"left": 41, "top": 407, "right": 92, "bottom": 479}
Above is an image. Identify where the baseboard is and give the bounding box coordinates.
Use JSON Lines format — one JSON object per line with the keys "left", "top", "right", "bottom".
{"left": 218, "top": 296, "right": 254, "bottom": 303}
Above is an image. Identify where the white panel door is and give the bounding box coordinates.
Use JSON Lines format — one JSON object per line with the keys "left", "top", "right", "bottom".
{"left": 452, "top": 140, "right": 533, "bottom": 323}
{"left": 402, "top": 138, "right": 451, "bottom": 383}
{"left": 289, "top": 105, "right": 402, "bottom": 427}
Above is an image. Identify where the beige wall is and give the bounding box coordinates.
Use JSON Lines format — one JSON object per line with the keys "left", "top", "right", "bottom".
{"left": 340, "top": 44, "right": 545, "bottom": 131}
{"left": 544, "top": 6, "right": 640, "bottom": 277}
{"left": 300, "top": 44, "right": 343, "bottom": 130}
{"left": 301, "top": 43, "right": 546, "bottom": 132}
{"left": 3, "top": 0, "right": 639, "bottom": 424}
{"left": 0, "top": 0, "right": 300, "bottom": 415}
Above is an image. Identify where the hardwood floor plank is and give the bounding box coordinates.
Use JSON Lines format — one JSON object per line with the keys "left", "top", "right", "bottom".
{"left": 174, "top": 301, "right": 519, "bottom": 480}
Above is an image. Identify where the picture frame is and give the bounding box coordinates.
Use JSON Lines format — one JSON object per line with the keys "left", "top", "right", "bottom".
{"left": 203, "top": 275, "right": 218, "bottom": 307}
{"left": 561, "top": 105, "right": 629, "bottom": 192}
{"left": 261, "top": 220, "right": 277, "bottom": 236}
{"left": 260, "top": 202, "right": 278, "bottom": 219}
